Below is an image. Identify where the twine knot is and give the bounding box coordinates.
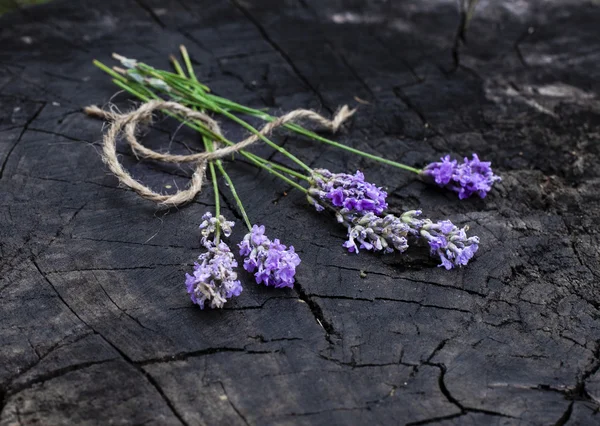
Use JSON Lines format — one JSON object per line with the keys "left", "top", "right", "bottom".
{"left": 84, "top": 100, "right": 356, "bottom": 207}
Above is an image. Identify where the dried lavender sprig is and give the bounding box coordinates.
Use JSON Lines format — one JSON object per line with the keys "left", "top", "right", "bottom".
{"left": 214, "top": 153, "right": 303, "bottom": 289}
{"left": 306, "top": 168, "right": 480, "bottom": 268}
{"left": 337, "top": 209, "right": 479, "bottom": 269}
{"left": 186, "top": 213, "right": 242, "bottom": 309}
{"left": 174, "top": 44, "right": 244, "bottom": 308}
{"left": 176, "top": 50, "right": 303, "bottom": 289}
{"left": 210, "top": 128, "right": 302, "bottom": 289}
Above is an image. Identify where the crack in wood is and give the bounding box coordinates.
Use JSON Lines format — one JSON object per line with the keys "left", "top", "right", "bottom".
{"left": 229, "top": 0, "right": 333, "bottom": 113}
{"left": 0, "top": 103, "right": 45, "bottom": 181}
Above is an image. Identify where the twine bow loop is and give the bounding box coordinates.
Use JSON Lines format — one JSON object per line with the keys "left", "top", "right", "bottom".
{"left": 84, "top": 100, "right": 355, "bottom": 207}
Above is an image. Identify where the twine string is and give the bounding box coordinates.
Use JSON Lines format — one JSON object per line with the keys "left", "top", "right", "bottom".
{"left": 84, "top": 100, "right": 355, "bottom": 206}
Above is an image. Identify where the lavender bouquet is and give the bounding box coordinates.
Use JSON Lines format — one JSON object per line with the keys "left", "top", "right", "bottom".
{"left": 89, "top": 46, "right": 500, "bottom": 309}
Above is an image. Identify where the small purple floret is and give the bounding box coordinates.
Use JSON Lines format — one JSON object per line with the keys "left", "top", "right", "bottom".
{"left": 239, "top": 225, "right": 301, "bottom": 288}
{"left": 423, "top": 154, "right": 501, "bottom": 199}
{"left": 308, "top": 169, "right": 388, "bottom": 217}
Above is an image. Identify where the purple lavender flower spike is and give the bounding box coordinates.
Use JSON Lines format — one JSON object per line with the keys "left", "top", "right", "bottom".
{"left": 185, "top": 213, "right": 242, "bottom": 309}
{"left": 308, "top": 169, "right": 388, "bottom": 217}
{"left": 239, "top": 225, "right": 301, "bottom": 288}
{"left": 422, "top": 154, "right": 501, "bottom": 199}
{"left": 185, "top": 242, "right": 243, "bottom": 309}
{"left": 307, "top": 171, "right": 407, "bottom": 254}
{"left": 402, "top": 210, "right": 479, "bottom": 270}
{"left": 344, "top": 212, "right": 410, "bottom": 254}
{"left": 304, "top": 168, "right": 480, "bottom": 268}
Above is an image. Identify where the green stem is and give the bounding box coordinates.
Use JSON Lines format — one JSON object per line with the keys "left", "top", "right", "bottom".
{"left": 112, "top": 79, "right": 156, "bottom": 101}
{"left": 214, "top": 139, "right": 308, "bottom": 191}
{"left": 173, "top": 56, "right": 224, "bottom": 242}
{"left": 93, "top": 60, "right": 127, "bottom": 82}
{"left": 223, "top": 109, "right": 312, "bottom": 173}
{"left": 208, "top": 97, "right": 423, "bottom": 174}
{"left": 215, "top": 160, "right": 252, "bottom": 231}
{"left": 176, "top": 51, "right": 263, "bottom": 232}
{"left": 250, "top": 160, "right": 308, "bottom": 192}
{"left": 203, "top": 139, "right": 221, "bottom": 243}
{"left": 169, "top": 56, "right": 186, "bottom": 79}
{"left": 283, "top": 123, "right": 422, "bottom": 174}
{"left": 242, "top": 152, "right": 310, "bottom": 181}
{"left": 210, "top": 161, "right": 221, "bottom": 242}
{"left": 179, "top": 45, "right": 198, "bottom": 83}
{"left": 207, "top": 133, "right": 307, "bottom": 192}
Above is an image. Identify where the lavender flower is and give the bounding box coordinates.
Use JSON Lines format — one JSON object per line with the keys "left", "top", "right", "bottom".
{"left": 422, "top": 154, "right": 501, "bottom": 199}
{"left": 185, "top": 242, "right": 243, "bottom": 309}
{"left": 239, "top": 225, "right": 301, "bottom": 288}
{"left": 341, "top": 209, "right": 478, "bottom": 269}
{"left": 308, "top": 169, "right": 388, "bottom": 217}
{"left": 306, "top": 171, "right": 411, "bottom": 255}
{"left": 304, "top": 168, "right": 479, "bottom": 269}
{"left": 403, "top": 210, "right": 479, "bottom": 270}
{"left": 185, "top": 213, "right": 242, "bottom": 309}
{"left": 343, "top": 212, "right": 410, "bottom": 254}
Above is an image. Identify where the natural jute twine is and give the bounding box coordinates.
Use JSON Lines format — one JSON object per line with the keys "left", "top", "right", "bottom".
{"left": 84, "top": 100, "right": 355, "bottom": 206}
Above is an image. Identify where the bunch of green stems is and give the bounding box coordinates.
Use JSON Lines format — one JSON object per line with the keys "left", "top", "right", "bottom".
{"left": 92, "top": 46, "right": 423, "bottom": 235}
{"left": 95, "top": 46, "right": 422, "bottom": 176}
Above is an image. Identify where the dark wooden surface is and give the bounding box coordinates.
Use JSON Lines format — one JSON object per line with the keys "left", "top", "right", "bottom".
{"left": 1, "top": 0, "right": 600, "bottom": 424}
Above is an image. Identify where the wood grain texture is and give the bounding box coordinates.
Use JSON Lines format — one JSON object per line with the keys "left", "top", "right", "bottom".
{"left": 1, "top": 0, "right": 600, "bottom": 424}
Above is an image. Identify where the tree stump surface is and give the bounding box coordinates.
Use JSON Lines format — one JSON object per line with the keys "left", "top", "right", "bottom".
{"left": 1, "top": 0, "right": 600, "bottom": 424}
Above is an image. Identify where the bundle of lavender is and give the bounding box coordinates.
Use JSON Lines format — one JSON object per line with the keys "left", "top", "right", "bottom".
{"left": 88, "top": 46, "right": 500, "bottom": 309}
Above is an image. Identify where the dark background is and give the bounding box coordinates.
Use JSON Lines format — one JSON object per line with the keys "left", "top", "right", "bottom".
{"left": 1, "top": 0, "right": 600, "bottom": 424}
{"left": 0, "top": 0, "right": 49, "bottom": 16}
